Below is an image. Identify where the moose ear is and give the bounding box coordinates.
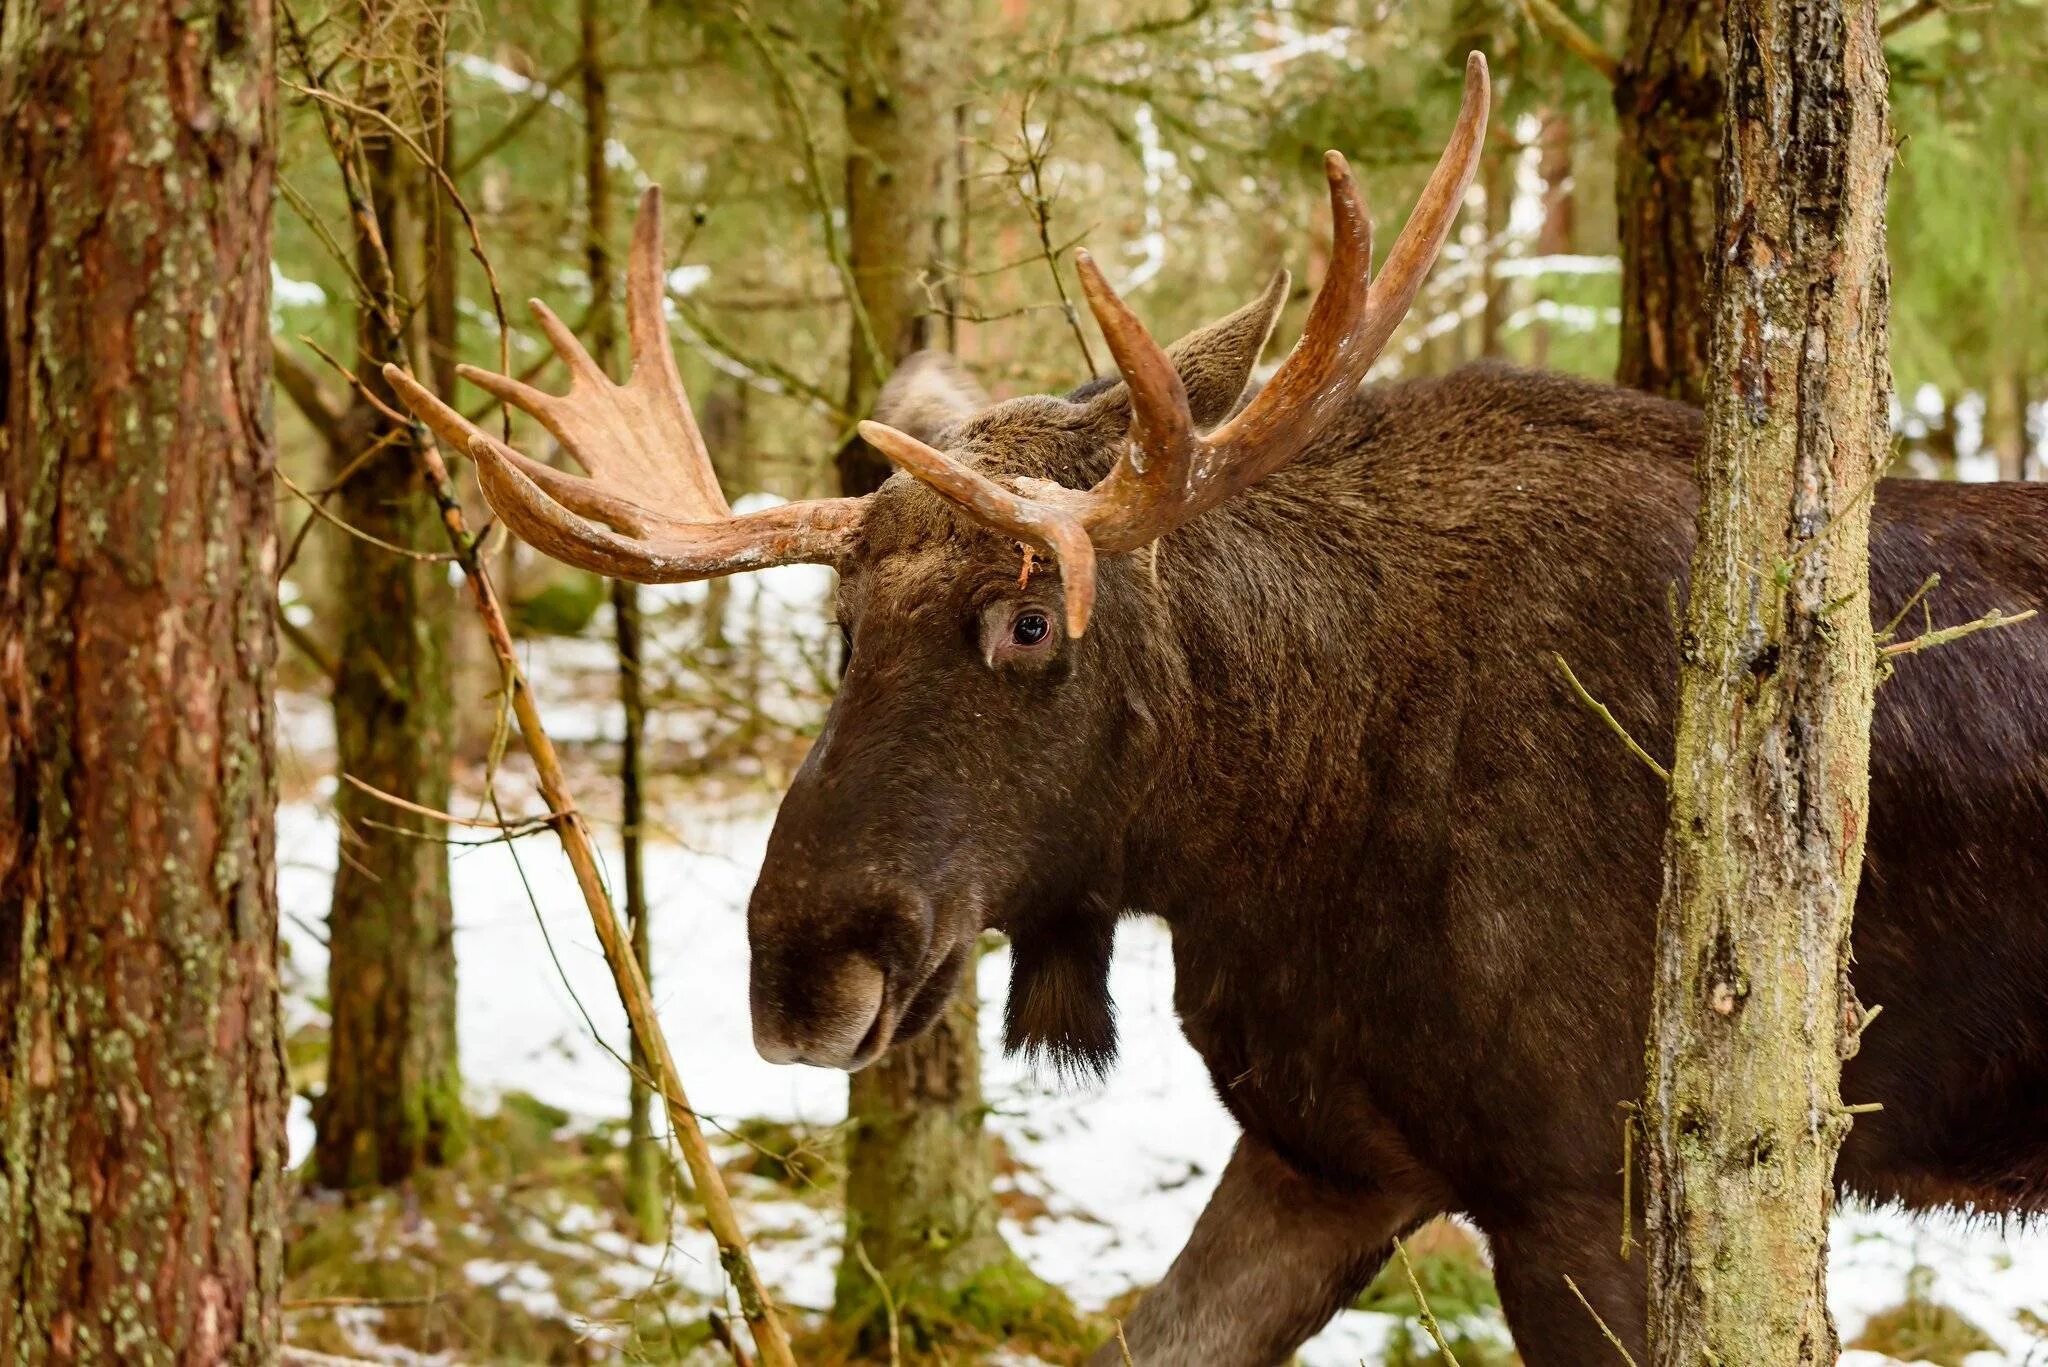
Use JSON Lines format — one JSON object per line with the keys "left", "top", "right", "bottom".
{"left": 871, "top": 351, "right": 992, "bottom": 447}
{"left": 1084, "top": 269, "right": 1291, "bottom": 430}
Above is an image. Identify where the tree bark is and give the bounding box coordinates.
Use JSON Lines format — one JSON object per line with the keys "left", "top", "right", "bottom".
{"left": 832, "top": 0, "right": 1041, "bottom": 1340}
{"left": 0, "top": 0, "right": 286, "bottom": 1352}
{"left": 313, "top": 5, "right": 464, "bottom": 1189}
{"left": 577, "top": 0, "right": 664, "bottom": 1243}
{"left": 1644, "top": 1, "right": 1892, "bottom": 1363}
{"left": 1615, "top": 0, "right": 1724, "bottom": 404}
{"left": 834, "top": 0, "right": 964, "bottom": 495}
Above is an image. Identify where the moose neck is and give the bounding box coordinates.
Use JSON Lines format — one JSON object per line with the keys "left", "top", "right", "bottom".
{"left": 1118, "top": 474, "right": 1433, "bottom": 937}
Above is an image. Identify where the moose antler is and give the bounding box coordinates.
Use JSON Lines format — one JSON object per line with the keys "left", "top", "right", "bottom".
{"left": 861, "top": 52, "right": 1491, "bottom": 636}
{"left": 384, "top": 186, "right": 865, "bottom": 582}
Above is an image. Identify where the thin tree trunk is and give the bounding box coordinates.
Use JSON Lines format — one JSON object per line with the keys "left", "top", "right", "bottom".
{"left": 1644, "top": 1, "right": 1892, "bottom": 1362}
{"left": 1615, "top": 0, "right": 1723, "bottom": 404}
{"left": 314, "top": 2, "right": 465, "bottom": 1189}
{"left": 0, "top": 0, "right": 286, "bottom": 1350}
{"left": 1530, "top": 106, "right": 1576, "bottom": 370}
{"left": 832, "top": 0, "right": 1047, "bottom": 1341}
{"left": 834, "top": 0, "right": 963, "bottom": 495}
{"left": 1988, "top": 367, "right": 2029, "bottom": 481}
{"left": 577, "top": 0, "right": 664, "bottom": 1242}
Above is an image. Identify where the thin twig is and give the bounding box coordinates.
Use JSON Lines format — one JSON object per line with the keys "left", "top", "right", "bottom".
{"left": 1564, "top": 1274, "right": 1639, "bottom": 1366}
{"left": 1879, "top": 607, "right": 2036, "bottom": 661}
{"left": 276, "top": 470, "right": 458, "bottom": 562}
{"left": 296, "top": 334, "right": 410, "bottom": 427}
{"left": 1115, "top": 1321, "right": 1135, "bottom": 1366}
{"left": 1550, "top": 653, "right": 1671, "bottom": 784}
{"left": 1393, "top": 1235, "right": 1463, "bottom": 1366}
{"left": 1876, "top": 571, "right": 1941, "bottom": 642}
{"left": 342, "top": 772, "right": 569, "bottom": 831}
{"left": 852, "top": 1240, "right": 902, "bottom": 1367}
{"left": 286, "top": 79, "right": 514, "bottom": 419}
{"left": 1012, "top": 85, "right": 1098, "bottom": 376}
{"left": 728, "top": 1, "right": 884, "bottom": 388}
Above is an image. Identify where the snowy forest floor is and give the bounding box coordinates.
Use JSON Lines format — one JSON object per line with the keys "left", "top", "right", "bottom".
{"left": 273, "top": 620, "right": 2048, "bottom": 1366}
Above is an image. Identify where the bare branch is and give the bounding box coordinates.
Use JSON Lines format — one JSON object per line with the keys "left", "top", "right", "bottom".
{"left": 1880, "top": 607, "right": 2037, "bottom": 662}
{"left": 271, "top": 340, "right": 349, "bottom": 450}
{"left": 1550, "top": 652, "right": 1671, "bottom": 784}
{"left": 1393, "top": 1235, "right": 1464, "bottom": 1366}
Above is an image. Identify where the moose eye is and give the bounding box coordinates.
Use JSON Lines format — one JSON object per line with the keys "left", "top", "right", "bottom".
{"left": 1011, "top": 612, "right": 1050, "bottom": 647}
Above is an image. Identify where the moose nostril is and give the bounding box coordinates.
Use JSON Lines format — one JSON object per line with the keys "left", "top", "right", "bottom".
{"left": 751, "top": 956, "right": 887, "bottom": 1070}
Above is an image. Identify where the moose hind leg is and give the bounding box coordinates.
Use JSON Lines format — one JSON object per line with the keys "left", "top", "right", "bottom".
{"left": 1485, "top": 1196, "right": 1646, "bottom": 1367}
{"left": 1089, "top": 1135, "right": 1435, "bottom": 1367}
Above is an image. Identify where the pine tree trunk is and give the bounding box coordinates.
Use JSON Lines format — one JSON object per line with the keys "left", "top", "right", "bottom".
{"left": 313, "top": 11, "right": 464, "bottom": 1189}
{"left": 834, "top": 0, "right": 964, "bottom": 495}
{"left": 1615, "top": 0, "right": 1724, "bottom": 404}
{"left": 832, "top": 0, "right": 1044, "bottom": 1340}
{"left": 0, "top": 0, "right": 286, "bottom": 1351}
{"left": 1644, "top": 1, "right": 1892, "bottom": 1362}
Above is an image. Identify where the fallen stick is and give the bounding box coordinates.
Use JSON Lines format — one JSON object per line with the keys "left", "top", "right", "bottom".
{"left": 402, "top": 427, "right": 796, "bottom": 1367}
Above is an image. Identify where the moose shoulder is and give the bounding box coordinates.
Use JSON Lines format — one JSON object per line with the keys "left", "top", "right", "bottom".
{"left": 386, "top": 51, "right": 2048, "bottom": 1367}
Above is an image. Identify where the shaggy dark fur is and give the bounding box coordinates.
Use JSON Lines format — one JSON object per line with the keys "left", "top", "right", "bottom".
{"left": 744, "top": 329, "right": 2048, "bottom": 1363}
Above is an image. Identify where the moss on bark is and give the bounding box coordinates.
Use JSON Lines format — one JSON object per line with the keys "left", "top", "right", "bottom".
{"left": 0, "top": 0, "right": 286, "bottom": 1351}
{"left": 1643, "top": 0, "right": 1894, "bottom": 1362}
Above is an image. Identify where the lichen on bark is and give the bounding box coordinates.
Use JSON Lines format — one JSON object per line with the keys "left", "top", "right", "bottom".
{"left": 0, "top": 0, "right": 286, "bottom": 1353}
{"left": 1643, "top": 1, "right": 1894, "bottom": 1362}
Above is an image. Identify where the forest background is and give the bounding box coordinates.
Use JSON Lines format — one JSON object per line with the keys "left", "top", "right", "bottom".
{"left": 251, "top": 0, "right": 2048, "bottom": 1362}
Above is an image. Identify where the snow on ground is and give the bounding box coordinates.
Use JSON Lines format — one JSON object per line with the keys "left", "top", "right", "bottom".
{"left": 277, "top": 788, "right": 2048, "bottom": 1363}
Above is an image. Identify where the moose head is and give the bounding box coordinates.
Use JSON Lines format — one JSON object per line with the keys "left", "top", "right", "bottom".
{"left": 386, "top": 53, "right": 1488, "bottom": 1073}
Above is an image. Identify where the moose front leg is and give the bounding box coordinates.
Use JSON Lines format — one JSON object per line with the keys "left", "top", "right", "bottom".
{"left": 1090, "top": 1135, "right": 1434, "bottom": 1366}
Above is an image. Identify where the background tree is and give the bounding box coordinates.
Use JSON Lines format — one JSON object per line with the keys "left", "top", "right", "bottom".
{"left": 0, "top": 0, "right": 287, "bottom": 1350}
{"left": 1615, "top": 0, "right": 1722, "bottom": 403}
{"left": 293, "top": 0, "right": 468, "bottom": 1190}
{"left": 1644, "top": 0, "right": 1893, "bottom": 1361}
{"left": 577, "top": 0, "right": 666, "bottom": 1243}
{"left": 831, "top": 0, "right": 1064, "bottom": 1344}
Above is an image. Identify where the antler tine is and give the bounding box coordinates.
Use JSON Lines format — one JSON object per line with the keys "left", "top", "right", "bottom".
{"left": 379, "top": 186, "right": 870, "bottom": 586}
{"left": 1100, "top": 50, "right": 1488, "bottom": 546}
{"left": 858, "top": 421, "right": 1099, "bottom": 636}
{"left": 624, "top": 186, "right": 725, "bottom": 516}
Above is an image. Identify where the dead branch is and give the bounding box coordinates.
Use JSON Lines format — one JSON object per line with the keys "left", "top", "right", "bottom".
{"left": 708, "top": 1311, "right": 757, "bottom": 1367}
{"left": 279, "top": 615, "right": 343, "bottom": 686}
{"left": 402, "top": 422, "right": 798, "bottom": 1366}
{"left": 1564, "top": 1274, "right": 1639, "bottom": 1365}
{"left": 272, "top": 338, "right": 350, "bottom": 447}
{"left": 1550, "top": 652, "right": 1671, "bottom": 784}
{"left": 1880, "top": 606, "right": 2036, "bottom": 662}
{"left": 1393, "top": 1235, "right": 1463, "bottom": 1366}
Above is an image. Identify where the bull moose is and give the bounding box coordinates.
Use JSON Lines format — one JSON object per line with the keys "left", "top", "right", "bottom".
{"left": 387, "top": 51, "right": 2048, "bottom": 1366}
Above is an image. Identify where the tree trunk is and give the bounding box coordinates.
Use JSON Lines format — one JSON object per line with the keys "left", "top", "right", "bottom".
{"left": 832, "top": 0, "right": 1045, "bottom": 1343}
{"left": 1615, "top": 0, "right": 1723, "bottom": 404}
{"left": 577, "top": 0, "right": 665, "bottom": 1243}
{"left": 834, "top": 0, "right": 964, "bottom": 495}
{"left": 1530, "top": 106, "right": 1576, "bottom": 371}
{"left": 1644, "top": 1, "right": 1892, "bottom": 1363}
{"left": 313, "top": 9, "right": 464, "bottom": 1189}
{"left": 1988, "top": 368, "right": 2029, "bottom": 482}
{"left": 0, "top": 0, "right": 286, "bottom": 1351}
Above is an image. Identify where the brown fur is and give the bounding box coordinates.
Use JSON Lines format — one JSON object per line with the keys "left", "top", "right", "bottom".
{"left": 746, "top": 346, "right": 2048, "bottom": 1363}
